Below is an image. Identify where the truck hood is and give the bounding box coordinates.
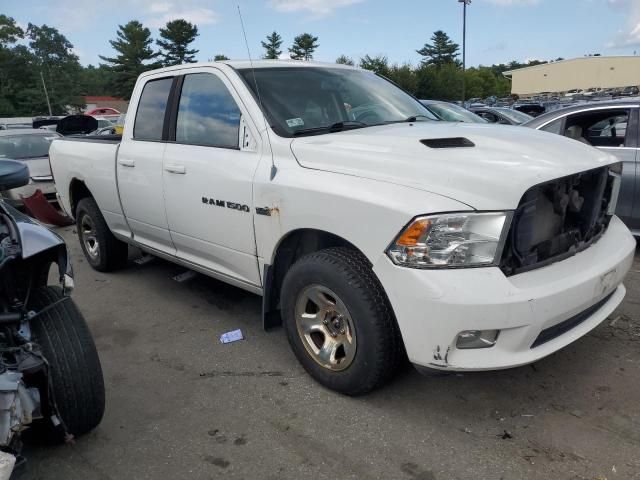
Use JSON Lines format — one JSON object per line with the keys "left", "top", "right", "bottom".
{"left": 290, "top": 122, "right": 617, "bottom": 210}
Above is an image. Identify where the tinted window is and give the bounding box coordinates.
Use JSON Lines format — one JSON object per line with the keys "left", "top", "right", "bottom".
{"left": 133, "top": 77, "right": 173, "bottom": 140}
{"left": 176, "top": 73, "right": 241, "bottom": 148}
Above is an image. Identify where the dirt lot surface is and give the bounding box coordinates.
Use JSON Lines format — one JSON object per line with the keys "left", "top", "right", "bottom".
{"left": 18, "top": 227, "right": 640, "bottom": 480}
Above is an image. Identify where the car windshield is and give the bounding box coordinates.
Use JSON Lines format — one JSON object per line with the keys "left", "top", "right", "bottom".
{"left": 0, "top": 133, "right": 59, "bottom": 159}
{"left": 494, "top": 108, "right": 533, "bottom": 124}
{"left": 425, "top": 102, "right": 487, "bottom": 123}
{"left": 238, "top": 67, "right": 438, "bottom": 137}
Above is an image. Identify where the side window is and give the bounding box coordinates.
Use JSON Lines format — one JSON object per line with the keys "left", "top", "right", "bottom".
{"left": 564, "top": 109, "right": 630, "bottom": 148}
{"left": 478, "top": 112, "right": 497, "bottom": 123}
{"left": 175, "top": 73, "right": 241, "bottom": 148}
{"left": 133, "top": 77, "right": 173, "bottom": 141}
{"left": 540, "top": 118, "right": 563, "bottom": 135}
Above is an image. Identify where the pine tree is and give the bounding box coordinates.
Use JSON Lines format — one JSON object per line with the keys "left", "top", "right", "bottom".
{"left": 416, "top": 30, "right": 460, "bottom": 67}
{"left": 289, "top": 33, "right": 318, "bottom": 61}
{"left": 335, "top": 55, "right": 354, "bottom": 66}
{"left": 157, "top": 19, "right": 199, "bottom": 66}
{"left": 213, "top": 54, "right": 229, "bottom": 61}
{"left": 261, "top": 31, "right": 283, "bottom": 59}
{"left": 100, "top": 21, "right": 160, "bottom": 99}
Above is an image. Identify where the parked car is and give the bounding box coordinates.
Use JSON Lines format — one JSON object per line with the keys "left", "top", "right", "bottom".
{"left": 619, "top": 86, "right": 639, "bottom": 97}
{"left": 0, "top": 159, "right": 104, "bottom": 473}
{"left": 50, "top": 61, "right": 634, "bottom": 394}
{"left": 85, "top": 107, "right": 120, "bottom": 116}
{"left": 0, "top": 129, "right": 61, "bottom": 207}
{"left": 564, "top": 89, "right": 581, "bottom": 97}
{"left": 524, "top": 99, "right": 639, "bottom": 233}
{"left": 469, "top": 106, "right": 533, "bottom": 125}
{"left": 420, "top": 100, "right": 487, "bottom": 123}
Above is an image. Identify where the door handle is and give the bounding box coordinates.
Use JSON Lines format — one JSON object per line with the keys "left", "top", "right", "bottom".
{"left": 165, "top": 164, "right": 186, "bottom": 174}
{"left": 118, "top": 158, "right": 135, "bottom": 167}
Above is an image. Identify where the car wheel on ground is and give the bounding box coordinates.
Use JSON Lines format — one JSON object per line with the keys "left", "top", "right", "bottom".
{"left": 280, "top": 247, "right": 403, "bottom": 395}
{"left": 76, "top": 197, "right": 128, "bottom": 271}
{"left": 29, "top": 286, "right": 106, "bottom": 437}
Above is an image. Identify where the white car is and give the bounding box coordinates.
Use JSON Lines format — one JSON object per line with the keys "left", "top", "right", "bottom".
{"left": 0, "top": 129, "right": 61, "bottom": 206}
{"left": 49, "top": 61, "right": 635, "bottom": 394}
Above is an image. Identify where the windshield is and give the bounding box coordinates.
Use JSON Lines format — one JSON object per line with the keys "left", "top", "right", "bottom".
{"left": 424, "top": 102, "right": 487, "bottom": 123}
{"left": 494, "top": 108, "right": 533, "bottom": 124}
{"left": 0, "top": 133, "right": 60, "bottom": 159}
{"left": 238, "top": 67, "right": 438, "bottom": 137}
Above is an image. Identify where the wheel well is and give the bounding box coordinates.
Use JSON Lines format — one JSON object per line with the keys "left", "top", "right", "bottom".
{"left": 263, "top": 229, "right": 364, "bottom": 328}
{"left": 69, "top": 179, "right": 92, "bottom": 217}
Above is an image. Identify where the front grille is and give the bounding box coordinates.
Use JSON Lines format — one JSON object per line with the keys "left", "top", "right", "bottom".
{"left": 500, "top": 166, "right": 616, "bottom": 276}
{"left": 531, "top": 291, "right": 614, "bottom": 348}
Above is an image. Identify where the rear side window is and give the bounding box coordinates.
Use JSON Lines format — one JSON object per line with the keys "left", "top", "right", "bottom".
{"left": 175, "top": 73, "right": 241, "bottom": 148}
{"left": 540, "top": 118, "right": 563, "bottom": 135}
{"left": 133, "top": 77, "right": 173, "bottom": 140}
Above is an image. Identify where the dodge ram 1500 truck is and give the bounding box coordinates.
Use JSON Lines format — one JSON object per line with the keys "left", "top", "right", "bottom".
{"left": 49, "top": 60, "right": 635, "bottom": 395}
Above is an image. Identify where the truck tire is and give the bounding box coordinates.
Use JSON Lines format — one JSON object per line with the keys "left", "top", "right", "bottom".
{"left": 76, "top": 197, "right": 128, "bottom": 271}
{"left": 280, "top": 247, "right": 402, "bottom": 395}
{"left": 29, "top": 286, "right": 105, "bottom": 437}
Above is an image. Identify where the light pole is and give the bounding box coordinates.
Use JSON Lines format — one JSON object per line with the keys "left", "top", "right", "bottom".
{"left": 459, "top": 0, "right": 471, "bottom": 104}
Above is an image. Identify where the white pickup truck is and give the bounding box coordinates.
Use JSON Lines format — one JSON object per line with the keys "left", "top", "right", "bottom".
{"left": 50, "top": 60, "right": 635, "bottom": 394}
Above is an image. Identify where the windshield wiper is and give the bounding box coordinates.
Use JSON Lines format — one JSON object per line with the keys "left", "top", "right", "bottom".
{"left": 385, "top": 115, "right": 433, "bottom": 124}
{"left": 293, "top": 121, "right": 368, "bottom": 137}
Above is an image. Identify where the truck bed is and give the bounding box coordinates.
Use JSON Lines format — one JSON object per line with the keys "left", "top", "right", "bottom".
{"left": 49, "top": 136, "right": 126, "bottom": 235}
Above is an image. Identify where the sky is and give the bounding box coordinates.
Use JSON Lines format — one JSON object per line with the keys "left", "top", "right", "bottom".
{"left": 3, "top": 0, "right": 640, "bottom": 67}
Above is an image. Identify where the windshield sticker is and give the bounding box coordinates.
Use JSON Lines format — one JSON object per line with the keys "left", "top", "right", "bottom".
{"left": 286, "top": 118, "right": 304, "bottom": 128}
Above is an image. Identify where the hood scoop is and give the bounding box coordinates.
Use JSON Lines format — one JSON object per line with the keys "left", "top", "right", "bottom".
{"left": 420, "top": 137, "right": 475, "bottom": 149}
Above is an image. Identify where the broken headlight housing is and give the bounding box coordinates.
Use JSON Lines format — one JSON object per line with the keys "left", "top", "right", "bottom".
{"left": 387, "top": 212, "right": 511, "bottom": 268}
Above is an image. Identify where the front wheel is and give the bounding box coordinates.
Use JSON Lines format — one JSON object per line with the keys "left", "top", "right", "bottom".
{"left": 29, "top": 286, "right": 105, "bottom": 437}
{"left": 280, "top": 247, "right": 402, "bottom": 395}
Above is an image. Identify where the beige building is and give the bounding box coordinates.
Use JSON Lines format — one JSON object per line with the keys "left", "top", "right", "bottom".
{"left": 503, "top": 56, "right": 640, "bottom": 95}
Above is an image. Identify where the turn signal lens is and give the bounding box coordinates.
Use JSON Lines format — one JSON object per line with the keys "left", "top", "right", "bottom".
{"left": 396, "top": 219, "right": 431, "bottom": 246}
{"left": 387, "top": 212, "right": 510, "bottom": 268}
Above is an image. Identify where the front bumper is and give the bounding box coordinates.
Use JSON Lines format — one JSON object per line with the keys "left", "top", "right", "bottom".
{"left": 374, "top": 215, "right": 635, "bottom": 371}
{"left": 1, "top": 180, "right": 56, "bottom": 207}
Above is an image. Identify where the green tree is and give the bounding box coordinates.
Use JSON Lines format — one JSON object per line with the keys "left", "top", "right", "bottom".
{"left": 289, "top": 33, "right": 318, "bottom": 61}
{"left": 387, "top": 64, "right": 417, "bottom": 93}
{"left": 26, "top": 23, "right": 84, "bottom": 113}
{"left": 335, "top": 54, "right": 354, "bottom": 66}
{"left": 0, "top": 14, "right": 24, "bottom": 46}
{"left": 213, "top": 54, "right": 229, "bottom": 61}
{"left": 157, "top": 19, "right": 199, "bottom": 66}
{"left": 261, "top": 31, "right": 283, "bottom": 59}
{"left": 79, "top": 64, "right": 114, "bottom": 95}
{"left": 417, "top": 30, "right": 460, "bottom": 67}
{"left": 359, "top": 55, "right": 390, "bottom": 77}
{"left": 100, "top": 21, "right": 160, "bottom": 99}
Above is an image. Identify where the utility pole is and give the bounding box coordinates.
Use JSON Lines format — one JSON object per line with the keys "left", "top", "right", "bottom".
{"left": 40, "top": 71, "right": 53, "bottom": 116}
{"left": 459, "top": 0, "right": 471, "bottom": 104}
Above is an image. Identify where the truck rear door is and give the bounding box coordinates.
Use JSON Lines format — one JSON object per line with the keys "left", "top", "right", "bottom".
{"left": 162, "top": 68, "right": 262, "bottom": 288}
{"left": 117, "top": 74, "right": 176, "bottom": 254}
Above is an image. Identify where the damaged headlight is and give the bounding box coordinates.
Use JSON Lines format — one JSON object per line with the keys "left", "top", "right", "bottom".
{"left": 387, "top": 212, "right": 511, "bottom": 268}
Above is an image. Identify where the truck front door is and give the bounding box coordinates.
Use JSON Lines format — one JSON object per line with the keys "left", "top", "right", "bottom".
{"left": 162, "top": 69, "right": 262, "bottom": 288}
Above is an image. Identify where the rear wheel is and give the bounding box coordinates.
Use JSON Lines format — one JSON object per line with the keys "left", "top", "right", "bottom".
{"left": 76, "top": 197, "right": 128, "bottom": 271}
{"left": 280, "top": 247, "right": 402, "bottom": 395}
{"left": 29, "top": 286, "right": 105, "bottom": 437}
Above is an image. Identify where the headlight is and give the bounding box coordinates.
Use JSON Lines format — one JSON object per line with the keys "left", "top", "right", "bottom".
{"left": 387, "top": 212, "right": 511, "bottom": 268}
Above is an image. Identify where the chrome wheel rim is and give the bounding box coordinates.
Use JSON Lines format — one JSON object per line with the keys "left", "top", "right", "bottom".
{"left": 80, "top": 214, "right": 100, "bottom": 260}
{"left": 294, "top": 285, "right": 357, "bottom": 371}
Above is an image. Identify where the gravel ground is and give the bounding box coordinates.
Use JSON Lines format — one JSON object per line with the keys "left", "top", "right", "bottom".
{"left": 17, "top": 227, "right": 640, "bottom": 480}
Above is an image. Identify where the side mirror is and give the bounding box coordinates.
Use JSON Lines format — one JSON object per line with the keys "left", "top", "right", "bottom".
{"left": 0, "top": 159, "right": 29, "bottom": 191}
